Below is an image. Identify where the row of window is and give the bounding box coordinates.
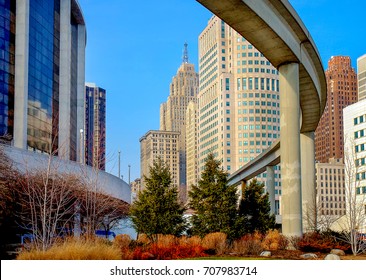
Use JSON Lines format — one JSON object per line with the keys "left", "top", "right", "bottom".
{"left": 354, "top": 129, "right": 365, "bottom": 139}
{"left": 354, "top": 114, "right": 365, "bottom": 125}
{"left": 239, "top": 140, "right": 273, "bottom": 146}
{"left": 237, "top": 77, "right": 279, "bottom": 92}
{"left": 356, "top": 186, "right": 366, "bottom": 195}
{"left": 238, "top": 116, "right": 279, "bottom": 123}
{"left": 238, "top": 93, "right": 279, "bottom": 99}
{"left": 355, "top": 143, "right": 366, "bottom": 153}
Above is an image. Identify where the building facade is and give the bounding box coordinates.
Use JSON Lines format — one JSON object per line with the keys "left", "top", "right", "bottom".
{"left": 140, "top": 130, "right": 180, "bottom": 194}
{"left": 85, "top": 83, "right": 106, "bottom": 170}
{"left": 343, "top": 99, "right": 366, "bottom": 232}
{"left": 185, "top": 101, "right": 199, "bottom": 192}
{"left": 160, "top": 43, "right": 199, "bottom": 191}
{"left": 197, "top": 16, "right": 281, "bottom": 209}
{"left": 0, "top": 0, "right": 86, "bottom": 162}
{"left": 358, "top": 54, "right": 366, "bottom": 101}
{"left": 315, "top": 158, "right": 346, "bottom": 230}
{"left": 315, "top": 56, "right": 358, "bottom": 163}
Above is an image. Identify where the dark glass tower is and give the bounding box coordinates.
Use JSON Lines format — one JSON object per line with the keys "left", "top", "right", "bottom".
{"left": 0, "top": 0, "right": 16, "bottom": 140}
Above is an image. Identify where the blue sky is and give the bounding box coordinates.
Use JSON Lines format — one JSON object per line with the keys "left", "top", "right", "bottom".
{"left": 77, "top": 0, "right": 365, "bottom": 182}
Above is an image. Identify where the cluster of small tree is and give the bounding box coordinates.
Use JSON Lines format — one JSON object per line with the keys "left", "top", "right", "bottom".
{"left": 130, "top": 153, "right": 275, "bottom": 242}
{"left": 0, "top": 145, "right": 128, "bottom": 255}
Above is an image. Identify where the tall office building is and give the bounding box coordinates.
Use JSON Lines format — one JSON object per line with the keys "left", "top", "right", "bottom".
{"left": 185, "top": 101, "right": 199, "bottom": 191}
{"left": 0, "top": 0, "right": 86, "bottom": 161}
{"left": 315, "top": 56, "right": 358, "bottom": 163}
{"left": 358, "top": 54, "right": 366, "bottom": 101}
{"left": 85, "top": 83, "right": 106, "bottom": 170}
{"left": 140, "top": 130, "right": 180, "bottom": 193}
{"left": 197, "top": 16, "right": 281, "bottom": 207}
{"left": 160, "top": 43, "right": 199, "bottom": 192}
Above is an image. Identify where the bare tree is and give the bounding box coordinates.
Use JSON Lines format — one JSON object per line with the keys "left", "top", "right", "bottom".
{"left": 76, "top": 164, "right": 129, "bottom": 238}
{"left": 336, "top": 136, "right": 366, "bottom": 255}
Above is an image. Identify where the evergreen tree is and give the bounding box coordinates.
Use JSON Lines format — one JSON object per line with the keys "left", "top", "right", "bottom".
{"left": 239, "top": 178, "right": 276, "bottom": 233}
{"left": 129, "top": 158, "right": 186, "bottom": 241}
{"left": 189, "top": 153, "right": 246, "bottom": 240}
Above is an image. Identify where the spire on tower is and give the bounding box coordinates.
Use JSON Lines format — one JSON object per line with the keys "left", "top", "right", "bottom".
{"left": 182, "top": 42, "right": 189, "bottom": 63}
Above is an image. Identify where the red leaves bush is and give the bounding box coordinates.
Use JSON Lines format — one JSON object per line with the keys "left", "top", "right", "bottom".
{"left": 297, "top": 232, "right": 350, "bottom": 253}
{"left": 132, "top": 244, "right": 208, "bottom": 260}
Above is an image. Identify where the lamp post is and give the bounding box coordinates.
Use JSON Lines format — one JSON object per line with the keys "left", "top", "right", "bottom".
{"left": 118, "top": 150, "right": 121, "bottom": 179}
{"left": 128, "top": 164, "right": 131, "bottom": 185}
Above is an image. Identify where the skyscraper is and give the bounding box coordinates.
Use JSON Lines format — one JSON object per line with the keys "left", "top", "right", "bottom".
{"left": 358, "top": 54, "right": 366, "bottom": 101}
{"left": 0, "top": 0, "right": 86, "bottom": 162}
{"left": 160, "top": 43, "right": 199, "bottom": 193}
{"left": 315, "top": 56, "right": 358, "bottom": 163}
{"left": 185, "top": 101, "right": 199, "bottom": 192}
{"left": 197, "top": 16, "right": 281, "bottom": 208}
{"left": 140, "top": 130, "right": 180, "bottom": 192}
{"left": 85, "top": 83, "right": 106, "bottom": 170}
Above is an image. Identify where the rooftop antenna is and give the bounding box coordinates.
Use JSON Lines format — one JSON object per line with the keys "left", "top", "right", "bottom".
{"left": 182, "top": 42, "right": 189, "bottom": 63}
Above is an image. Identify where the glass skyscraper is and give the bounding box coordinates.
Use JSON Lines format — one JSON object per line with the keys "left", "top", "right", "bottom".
{"left": 1, "top": 0, "right": 86, "bottom": 162}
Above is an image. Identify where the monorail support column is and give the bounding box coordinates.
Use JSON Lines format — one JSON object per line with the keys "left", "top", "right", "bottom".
{"left": 301, "top": 131, "right": 316, "bottom": 232}
{"left": 279, "top": 63, "right": 302, "bottom": 237}
{"left": 266, "top": 166, "right": 276, "bottom": 216}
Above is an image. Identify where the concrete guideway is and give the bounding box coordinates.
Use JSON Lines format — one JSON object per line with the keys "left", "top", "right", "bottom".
{"left": 198, "top": 0, "right": 327, "bottom": 236}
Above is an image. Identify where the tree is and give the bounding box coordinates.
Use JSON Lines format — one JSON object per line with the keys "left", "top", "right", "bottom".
{"left": 239, "top": 178, "right": 276, "bottom": 234}
{"left": 0, "top": 144, "right": 21, "bottom": 258}
{"left": 336, "top": 136, "right": 366, "bottom": 255}
{"left": 188, "top": 152, "right": 246, "bottom": 240}
{"left": 129, "top": 158, "right": 186, "bottom": 241}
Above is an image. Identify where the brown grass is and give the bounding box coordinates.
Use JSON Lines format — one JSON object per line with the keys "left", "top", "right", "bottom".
{"left": 178, "top": 235, "right": 202, "bottom": 246}
{"left": 17, "top": 238, "right": 121, "bottom": 260}
{"left": 202, "top": 232, "right": 228, "bottom": 255}
{"left": 233, "top": 233, "right": 263, "bottom": 256}
{"left": 262, "top": 229, "right": 288, "bottom": 250}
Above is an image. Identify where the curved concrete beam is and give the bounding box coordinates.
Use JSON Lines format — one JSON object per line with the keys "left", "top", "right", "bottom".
{"left": 228, "top": 140, "right": 280, "bottom": 186}
{"left": 197, "top": 0, "right": 327, "bottom": 132}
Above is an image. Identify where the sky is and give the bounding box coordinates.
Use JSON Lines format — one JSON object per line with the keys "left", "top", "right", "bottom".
{"left": 77, "top": 0, "right": 365, "bottom": 182}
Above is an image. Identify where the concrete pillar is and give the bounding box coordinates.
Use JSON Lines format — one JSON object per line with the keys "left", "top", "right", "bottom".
{"left": 279, "top": 62, "right": 302, "bottom": 237}
{"left": 58, "top": 0, "right": 72, "bottom": 159}
{"left": 301, "top": 131, "right": 316, "bottom": 232}
{"left": 14, "top": 0, "right": 30, "bottom": 149}
{"left": 266, "top": 166, "right": 276, "bottom": 216}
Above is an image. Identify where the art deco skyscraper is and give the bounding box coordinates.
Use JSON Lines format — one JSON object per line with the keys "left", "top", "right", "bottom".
{"left": 160, "top": 43, "right": 199, "bottom": 190}
{"left": 315, "top": 56, "right": 358, "bottom": 163}
{"left": 85, "top": 83, "right": 106, "bottom": 170}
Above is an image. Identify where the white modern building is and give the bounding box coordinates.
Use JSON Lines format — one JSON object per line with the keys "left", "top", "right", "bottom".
{"left": 343, "top": 98, "right": 366, "bottom": 232}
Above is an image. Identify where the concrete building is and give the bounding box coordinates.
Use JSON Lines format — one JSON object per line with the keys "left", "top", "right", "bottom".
{"left": 343, "top": 95, "right": 366, "bottom": 233}
{"left": 85, "top": 83, "right": 106, "bottom": 170}
{"left": 315, "top": 158, "right": 346, "bottom": 230}
{"left": 197, "top": 16, "right": 281, "bottom": 211}
{"left": 130, "top": 178, "right": 141, "bottom": 202}
{"left": 139, "top": 130, "right": 180, "bottom": 196}
{"left": 160, "top": 43, "right": 199, "bottom": 194}
{"left": 358, "top": 54, "right": 366, "bottom": 101}
{"left": 315, "top": 56, "right": 358, "bottom": 163}
{"left": 185, "top": 101, "right": 199, "bottom": 192}
{"left": 0, "top": 0, "right": 86, "bottom": 162}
